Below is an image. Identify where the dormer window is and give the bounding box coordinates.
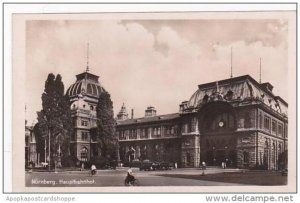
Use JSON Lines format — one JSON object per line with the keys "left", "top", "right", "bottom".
{"left": 225, "top": 90, "right": 233, "bottom": 100}
{"left": 203, "top": 94, "right": 209, "bottom": 103}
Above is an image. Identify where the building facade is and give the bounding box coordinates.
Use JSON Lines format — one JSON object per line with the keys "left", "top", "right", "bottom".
{"left": 25, "top": 124, "right": 38, "bottom": 167}
{"left": 116, "top": 75, "right": 288, "bottom": 169}
{"left": 66, "top": 71, "right": 104, "bottom": 162}
{"left": 65, "top": 70, "right": 288, "bottom": 169}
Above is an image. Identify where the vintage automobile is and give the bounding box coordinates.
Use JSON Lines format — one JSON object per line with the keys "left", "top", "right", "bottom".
{"left": 130, "top": 159, "right": 141, "bottom": 168}
{"left": 139, "top": 160, "right": 158, "bottom": 171}
{"left": 281, "top": 168, "right": 288, "bottom": 176}
{"left": 156, "top": 162, "right": 173, "bottom": 170}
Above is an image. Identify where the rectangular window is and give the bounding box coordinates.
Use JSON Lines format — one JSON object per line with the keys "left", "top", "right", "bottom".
{"left": 81, "top": 120, "right": 89, "bottom": 126}
{"left": 129, "top": 129, "right": 137, "bottom": 139}
{"left": 278, "top": 123, "right": 283, "bottom": 136}
{"left": 264, "top": 116, "right": 270, "bottom": 130}
{"left": 148, "top": 128, "right": 152, "bottom": 137}
{"left": 140, "top": 129, "right": 144, "bottom": 138}
{"left": 171, "top": 126, "right": 175, "bottom": 135}
{"left": 124, "top": 130, "right": 129, "bottom": 139}
{"left": 245, "top": 112, "right": 251, "bottom": 128}
{"left": 272, "top": 120, "right": 277, "bottom": 135}
{"left": 121, "top": 131, "right": 126, "bottom": 140}
{"left": 259, "top": 113, "right": 263, "bottom": 129}
{"left": 81, "top": 132, "right": 89, "bottom": 141}
{"left": 140, "top": 128, "right": 148, "bottom": 139}
{"left": 191, "top": 118, "right": 197, "bottom": 132}
{"left": 165, "top": 126, "right": 170, "bottom": 135}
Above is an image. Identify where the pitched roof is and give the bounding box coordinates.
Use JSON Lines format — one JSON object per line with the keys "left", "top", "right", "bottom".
{"left": 117, "top": 113, "right": 180, "bottom": 126}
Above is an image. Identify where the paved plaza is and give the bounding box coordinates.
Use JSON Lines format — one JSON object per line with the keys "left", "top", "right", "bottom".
{"left": 25, "top": 167, "right": 263, "bottom": 187}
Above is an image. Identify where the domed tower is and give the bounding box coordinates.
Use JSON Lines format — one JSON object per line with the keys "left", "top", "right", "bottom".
{"left": 116, "top": 103, "right": 129, "bottom": 121}
{"left": 66, "top": 70, "right": 104, "bottom": 163}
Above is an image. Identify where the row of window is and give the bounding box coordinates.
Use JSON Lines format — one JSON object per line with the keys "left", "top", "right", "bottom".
{"left": 261, "top": 114, "right": 284, "bottom": 137}
{"left": 76, "top": 119, "right": 96, "bottom": 127}
{"left": 73, "top": 132, "right": 90, "bottom": 141}
{"left": 118, "top": 126, "right": 176, "bottom": 140}
{"left": 72, "top": 103, "right": 97, "bottom": 111}
{"left": 182, "top": 118, "right": 198, "bottom": 133}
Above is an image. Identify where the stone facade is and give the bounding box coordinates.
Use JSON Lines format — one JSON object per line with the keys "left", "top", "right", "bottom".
{"left": 25, "top": 125, "right": 38, "bottom": 167}
{"left": 65, "top": 71, "right": 288, "bottom": 169}
{"left": 66, "top": 71, "right": 104, "bottom": 162}
{"left": 116, "top": 75, "right": 288, "bottom": 169}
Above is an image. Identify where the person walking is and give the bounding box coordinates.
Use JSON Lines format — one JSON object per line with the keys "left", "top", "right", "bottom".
{"left": 91, "top": 164, "right": 97, "bottom": 176}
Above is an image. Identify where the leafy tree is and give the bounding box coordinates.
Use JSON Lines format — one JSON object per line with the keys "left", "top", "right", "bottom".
{"left": 33, "top": 122, "right": 45, "bottom": 162}
{"left": 36, "top": 73, "right": 73, "bottom": 167}
{"left": 95, "top": 90, "right": 118, "bottom": 159}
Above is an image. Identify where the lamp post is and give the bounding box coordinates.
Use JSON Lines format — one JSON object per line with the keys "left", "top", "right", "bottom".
{"left": 48, "top": 130, "right": 51, "bottom": 171}
{"left": 213, "top": 146, "right": 216, "bottom": 166}
{"left": 44, "top": 138, "right": 47, "bottom": 166}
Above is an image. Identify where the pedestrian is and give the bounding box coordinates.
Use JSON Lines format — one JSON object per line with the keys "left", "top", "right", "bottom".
{"left": 221, "top": 162, "right": 225, "bottom": 169}
{"left": 91, "top": 164, "right": 97, "bottom": 176}
{"left": 174, "top": 162, "right": 177, "bottom": 169}
{"left": 202, "top": 161, "right": 206, "bottom": 170}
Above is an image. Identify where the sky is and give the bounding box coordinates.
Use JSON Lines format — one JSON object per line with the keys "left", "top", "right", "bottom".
{"left": 25, "top": 18, "right": 288, "bottom": 125}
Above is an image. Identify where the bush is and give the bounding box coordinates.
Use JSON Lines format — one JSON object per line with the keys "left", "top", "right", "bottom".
{"left": 89, "top": 156, "right": 110, "bottom": 169}
{"left": 61, "top": 155, "right": 79, "bottom": 168}
{"left": 250, "top": 164, "right": 268, "bottom": 170}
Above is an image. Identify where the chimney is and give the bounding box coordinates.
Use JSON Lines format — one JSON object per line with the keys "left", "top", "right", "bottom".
{"left": 145, "top": 106, "right": 157, "bottom": 117}
{"left": 261, "top": 82, "right": 274, "bottom": 93}
{"left": 131, "top": 109, "right": 134, "bottom": 119}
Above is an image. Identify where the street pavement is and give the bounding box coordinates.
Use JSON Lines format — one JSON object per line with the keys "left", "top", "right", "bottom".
{"left": 26, "top": 167, "right": 244, "bottom": 187}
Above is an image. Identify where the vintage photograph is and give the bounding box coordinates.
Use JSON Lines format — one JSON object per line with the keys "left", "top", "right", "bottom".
{"left": 12, "top": 10, "right": 296, "bottom": 192}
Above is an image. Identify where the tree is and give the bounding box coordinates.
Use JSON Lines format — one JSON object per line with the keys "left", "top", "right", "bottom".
{"left": 33, "top": 122, "right": 45, "bottom": 162}
{"left": 36, "top": 73, "right": 73, "bottom": 167}
{"left": 95, "top": 90, "right": 117, "bottom": 159}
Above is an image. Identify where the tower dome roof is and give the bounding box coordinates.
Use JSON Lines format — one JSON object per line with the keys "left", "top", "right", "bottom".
{"left": 66, "top": 72, "right": 104, "bottom": 98}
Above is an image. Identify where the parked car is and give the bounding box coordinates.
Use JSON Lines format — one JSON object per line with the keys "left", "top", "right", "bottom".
{"left": 130, "top": 159, "right": 141, "bottom": 168}
{"left": 157, "top": 162, "right": 173, "bottom": 170}
{"left": 281, "top": 168, "right": 288, "bottom": 176}
{"left": 139, "top": 160, "right": 158, "bottom": 171}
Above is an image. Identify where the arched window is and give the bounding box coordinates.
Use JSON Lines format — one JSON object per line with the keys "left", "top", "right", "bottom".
{"left": 91, "top": 84, "right": 97, "bottom": 95}
{"left": 87, "top": 84, "right": 93, "bottom": 94}
{"left": 204, "top": 111, "right": 235, "bottom": 132}
{"left": 225, "top": 90, "right": 233, "bottom": 100}
{"left": 259, "top": 113, "right": 262, "bottom": 129}
{"left": 80, "top": 147, "right": 88, "bottom": 162}
{"left": 263, "top": 140, "right": 269, "bottom": 168}
{"left": 76, "top": 82, "right": 82, "bottom": 95}
{"left": 243, "top": 151, "right": 249, "bottom": 164}
{"left": 272, "top": 143, "right": 276, "bottom": 168}
{"left": 203, "top": 94, "right": 209, "bottom": 103}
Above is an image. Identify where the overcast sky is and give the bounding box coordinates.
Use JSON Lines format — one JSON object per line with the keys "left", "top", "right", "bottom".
{"left": 26, "top": 19, "right": 288, "bottom": 124}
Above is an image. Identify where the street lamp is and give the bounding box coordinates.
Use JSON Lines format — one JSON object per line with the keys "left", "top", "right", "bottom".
{"left": 213, "top": 146, "right": 216, "bottom": 166}
{"left": 48, "top": 129, "right": 51, "bottom": 171}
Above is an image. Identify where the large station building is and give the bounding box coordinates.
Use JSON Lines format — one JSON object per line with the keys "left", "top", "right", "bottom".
{"left": 64, "top": 70, "right": 288, "bottom": 169}
{"left": 116, "top": 75, "right": 288, "bottom": 169}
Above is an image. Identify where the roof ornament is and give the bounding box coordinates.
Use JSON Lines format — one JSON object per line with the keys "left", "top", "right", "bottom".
{"left": 86, "top": 42, "right": 90, "bottom": 73}
{"left": 230, "top": 47, "right": 233, "bottom": 78}
{"left": 259, "top": 57, "right": 262, "bottom": 84}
